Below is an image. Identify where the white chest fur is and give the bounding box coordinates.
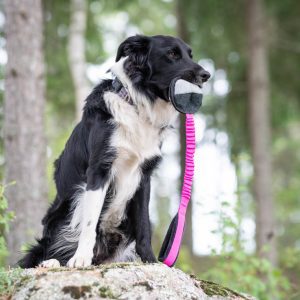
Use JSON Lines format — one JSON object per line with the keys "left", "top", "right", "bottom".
{"left": 101, "top": 91, "right": 177, "bottom": 231}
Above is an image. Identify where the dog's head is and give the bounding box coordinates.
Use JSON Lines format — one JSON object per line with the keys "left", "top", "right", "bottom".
{"left": 116, "top": 35, "right": 210, "bottom": 101}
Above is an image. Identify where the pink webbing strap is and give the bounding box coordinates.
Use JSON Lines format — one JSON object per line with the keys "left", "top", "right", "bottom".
{"left": 163, "top": 113, "right": 196, "bottom": 266}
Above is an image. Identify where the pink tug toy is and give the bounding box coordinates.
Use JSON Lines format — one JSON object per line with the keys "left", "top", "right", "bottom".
{"left": 158, "top": 78, "right": 202, "bottom": 267}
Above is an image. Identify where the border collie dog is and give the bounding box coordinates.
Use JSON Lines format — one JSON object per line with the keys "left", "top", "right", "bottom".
{"left": 19, "top": 35, "right": 210, "bottom": 268}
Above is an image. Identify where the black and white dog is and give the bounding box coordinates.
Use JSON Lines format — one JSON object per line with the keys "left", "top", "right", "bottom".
{"left": 19, "top": 35, "right": 210, "bottom": 268}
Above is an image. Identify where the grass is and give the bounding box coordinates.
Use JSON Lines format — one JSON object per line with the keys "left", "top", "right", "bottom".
{"left": 0, "top": 267, "right": 30, "bottom": 298}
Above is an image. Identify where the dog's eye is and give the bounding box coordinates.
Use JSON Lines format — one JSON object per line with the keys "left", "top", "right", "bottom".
{"left": 167, "top": 49, "right": 181, "bottom": 60}
{"left": 188, "top": 49, "right": 193, "bottom": 59}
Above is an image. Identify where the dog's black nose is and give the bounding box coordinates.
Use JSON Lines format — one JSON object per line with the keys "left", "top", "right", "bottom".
{"left": 199, "top": 70, "right": 211, "bottom": 82}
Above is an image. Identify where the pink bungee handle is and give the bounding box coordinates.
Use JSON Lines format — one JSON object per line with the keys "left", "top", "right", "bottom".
{"left": 162, "top": 114, "right": 195, "bottom": 267}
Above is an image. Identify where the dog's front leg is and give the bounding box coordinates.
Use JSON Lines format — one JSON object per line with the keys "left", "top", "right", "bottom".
{"left": 67, "top": 165, "right": 111, "bottom": 268}
{"left": 132, "top": 176, "right": 157, "bottom": 263}
{"left": 67, "top": 186, "right": 108, "bottom": 267}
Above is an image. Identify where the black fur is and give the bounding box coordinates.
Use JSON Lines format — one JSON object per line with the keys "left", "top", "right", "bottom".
{"left": 19, "top": 35, "right": 210, "bottom": 268}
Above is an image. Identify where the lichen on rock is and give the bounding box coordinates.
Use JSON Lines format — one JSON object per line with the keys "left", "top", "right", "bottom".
{"left": 4, "top": 263, "right": 255, "bottom": 300}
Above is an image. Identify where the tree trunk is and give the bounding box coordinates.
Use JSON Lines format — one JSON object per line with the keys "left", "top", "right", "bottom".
{"left": 4, "top": 0, "right": 48, "bottom": 265}
{"left": 246, "top": 0, "right": 277, "bottom": 265}
{"left": 175, "top": 0, "right": 193, "bottom": 254}
{"left": 68, "top": 0, "right": 89, "bottom": 122}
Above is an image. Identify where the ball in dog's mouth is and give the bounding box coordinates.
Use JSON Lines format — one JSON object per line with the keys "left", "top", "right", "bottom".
{"left": 169, "top": 78, "right": 203, "bottom": 114}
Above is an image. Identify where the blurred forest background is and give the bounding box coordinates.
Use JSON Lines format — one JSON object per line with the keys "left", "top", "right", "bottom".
{"left": 0, "top": 0, "right": 300, "bottom": 299}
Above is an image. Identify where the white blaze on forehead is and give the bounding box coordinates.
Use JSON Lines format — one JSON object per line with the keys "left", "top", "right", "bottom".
{"left": 174, "top": 79, "right": 203, "bottom": 95}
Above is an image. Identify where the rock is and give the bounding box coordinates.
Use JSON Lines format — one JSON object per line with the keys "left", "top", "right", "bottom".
{"left": 8, "top": 263, "right": 255, "bottom": 300}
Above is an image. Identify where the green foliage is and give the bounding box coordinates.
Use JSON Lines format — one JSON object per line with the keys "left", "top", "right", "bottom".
{"left": 203, "top": 251, "right": 291, "bottom": 300}
{"left": 202, "top": 201, "right": 291, "bottom": 300}
{"left": 0, "top": 267, "right": 25, "bottom": 297}
{"left": 46, "top": 123, "right": 73, "bottom": 201}
{"left": 0, "top": 184, "right": 14, "bottom": 267}
{"left": 174, "top": 245, "right": 194, "bottom": 274}
{"left": 44, "top": 0, "right": 75, "bottom": 125}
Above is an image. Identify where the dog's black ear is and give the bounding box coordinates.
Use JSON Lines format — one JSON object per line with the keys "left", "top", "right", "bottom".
{"left": 116, "top": 35, "right": 150, "bottom": 64}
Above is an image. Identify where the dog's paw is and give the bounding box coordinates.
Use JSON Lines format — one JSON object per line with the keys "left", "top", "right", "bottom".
{"left": 138, "top": 251, "right": 157, "bottom": 263}
{"left": 141, "top": 255, "right": 158, "bottom": 264}
{"left": 67, "top": 255, "right": 92, "bottom": 268}
{"left": 39, "top": 259, "right": 61, "bottom": 268}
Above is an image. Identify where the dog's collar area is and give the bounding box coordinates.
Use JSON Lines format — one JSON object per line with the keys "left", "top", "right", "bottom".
{"left": 112, "top": 77, "right": 134, "bottom": 106}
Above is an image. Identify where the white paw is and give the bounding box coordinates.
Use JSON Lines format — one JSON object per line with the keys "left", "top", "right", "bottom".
{"left": 67, "top": 255, "right": 92, "bottom": 268}
{"left": 39, "top": 259, "right": 61, "bottom": 268}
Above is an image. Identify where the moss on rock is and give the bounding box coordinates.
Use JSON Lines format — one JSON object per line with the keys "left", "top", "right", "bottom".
{"left": 62, "top": 285, "right": 92, "bottom": 299}
{"left": 5, "top": 263, "right": 256, "bottom": 300}
{"left": 98, "top": 286, "right": 118, "bottom": 299}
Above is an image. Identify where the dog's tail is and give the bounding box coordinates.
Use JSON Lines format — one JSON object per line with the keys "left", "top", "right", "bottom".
{"left": 18, "top": 238, "right": 47, "bottom": 268}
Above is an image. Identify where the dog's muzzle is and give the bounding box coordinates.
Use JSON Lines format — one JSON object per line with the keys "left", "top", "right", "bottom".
{"left": 168, "top": 78, "right": 203, "bottom": 114}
